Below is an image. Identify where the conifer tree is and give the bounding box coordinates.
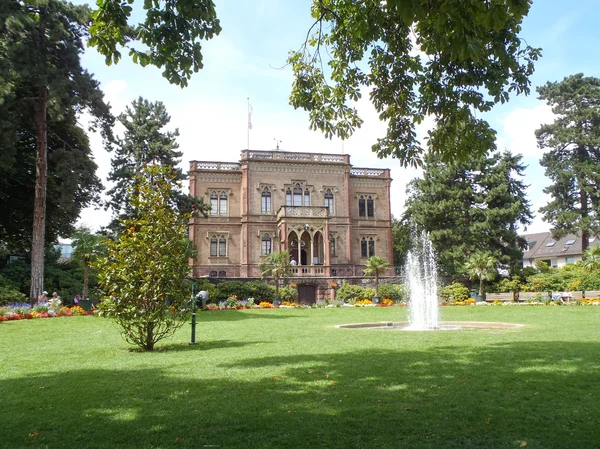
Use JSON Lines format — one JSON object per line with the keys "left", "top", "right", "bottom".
{"left": 404, "top": 151, "right": 532, "bottom": 276}
{"left": 536, "top": 74, "right": 600, "bottom": 253}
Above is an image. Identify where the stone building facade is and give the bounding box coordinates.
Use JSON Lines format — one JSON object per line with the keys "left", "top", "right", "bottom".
{"left": 188, "top": 149, "right": 393, "bottom": 302}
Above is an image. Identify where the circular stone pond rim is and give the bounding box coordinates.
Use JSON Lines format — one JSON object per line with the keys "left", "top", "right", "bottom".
{"left": 335, "top": 321, "right": 525, "bottom": 331}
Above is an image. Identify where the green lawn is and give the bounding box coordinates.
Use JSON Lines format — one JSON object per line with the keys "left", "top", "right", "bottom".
{"left": 1, "top": 306, "right": 600, "bottom": 449}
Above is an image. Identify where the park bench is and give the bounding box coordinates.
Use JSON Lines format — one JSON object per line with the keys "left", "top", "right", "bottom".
{"left": 485, "top": 292, "right": 513, "bottom": 302}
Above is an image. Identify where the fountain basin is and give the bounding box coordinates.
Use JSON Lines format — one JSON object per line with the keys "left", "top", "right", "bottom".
{"left": 336, "top": 321, "right": 524, "bottom": 331}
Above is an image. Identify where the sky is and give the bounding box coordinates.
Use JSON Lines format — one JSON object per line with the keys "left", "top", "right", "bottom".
{"left": 75, "top": 0, "right": 600, "bottom": 235}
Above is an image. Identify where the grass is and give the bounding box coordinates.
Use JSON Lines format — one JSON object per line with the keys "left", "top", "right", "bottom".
{"left": 1, "top": 306, "right": 600, "bottom": 448}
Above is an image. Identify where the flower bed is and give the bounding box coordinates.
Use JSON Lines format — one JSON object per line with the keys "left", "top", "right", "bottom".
{"left": 0, "top": 303, "right": 95, "bottom": 322}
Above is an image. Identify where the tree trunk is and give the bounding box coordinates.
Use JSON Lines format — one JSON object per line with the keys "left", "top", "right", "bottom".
{"left": 30, "top": 83, "right": 47, "bottom": 303}
{"left": 82, "top": 262, "right": 89, "bottom": 299}
{"left": 479, "top": 278, "right": 484, "bottom": 297}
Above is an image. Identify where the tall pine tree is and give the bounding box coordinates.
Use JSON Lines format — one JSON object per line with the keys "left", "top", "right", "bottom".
{"left": 403, "top": 151, "right": 532, "bottom": 276}
{"left": 536, "top": 74, "right": 600, "bottom": 253}
{"left": 106, "top": 97, "right": 206, "bottom": 230}
{"left": 0, "top": 0, "right": 113, "bottom": 300}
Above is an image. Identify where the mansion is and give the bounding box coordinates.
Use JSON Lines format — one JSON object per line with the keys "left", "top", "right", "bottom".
{"left": 188, "top": 149, "right": 393, "bottom": 301}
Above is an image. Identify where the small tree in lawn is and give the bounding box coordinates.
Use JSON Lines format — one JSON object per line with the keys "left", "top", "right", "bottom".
{"left": 583, "top": 246, "right": 600, "bottom": 273}
{"left": 364, "top": 256, "right": 389, "bottom": 301}
{"left": 72, "top": 226, "right": 104, "bottom": 300}
{"left": 259, "top": 250, "right": 291, "bottom": 301}
{"left": 465, "top": 252, "right": 497, "bottom": 297}
{"left": 95, "top": 165, "right": 192, "bottom": 351}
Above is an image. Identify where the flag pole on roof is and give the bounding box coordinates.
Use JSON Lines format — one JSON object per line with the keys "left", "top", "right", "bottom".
{"left": 247, "top": 98, "right": 253, "bottom": 150}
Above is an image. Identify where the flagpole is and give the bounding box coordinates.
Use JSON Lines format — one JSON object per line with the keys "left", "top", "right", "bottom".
{"left": 247, "top": 98, "right": 250, "bottom": 150}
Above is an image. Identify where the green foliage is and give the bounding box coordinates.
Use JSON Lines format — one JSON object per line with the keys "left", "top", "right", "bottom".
{"left": 465, "top": 252, "right": 497, "bottom": 296}
{"left": 279, "top": 285, "right": 298, "bottom": 302}
{"left": 0, "top": 286, "right": 27, "bottom": 306}
{"left": 378, "top": 283, "right": 407, "bottom": 302}
{"left": 245, "top": 280, "right": 276, "bottom": 302}
{"left": 536, "top": 74, "right": 600, "bottom": 251}
{"left": 95, "top": 165, "right": 192, "bottom": 351}
{"left": 106, "top": 97, "right": 207, "bottom": 232}
{"left": 0, "top": 0, "right": 114, "bottom": 253}
{"left": 259, "top": 251, "right": 291, "bottom": 298}
{"left": 336, "top": 283, "right": 371, "bottom": 302}
{"left": 193, "top": 279, "right": 217, "bottom": 304}
{"left": 363, "top": 256, "right": 389, "bottom": 297}
{"left": 440, "top": 282, "right": 470, "bottom": 304}
{"left": 215, "top": 281, "right": 249, "bottom": 302}
{"left": 535, "top": 260, "right": 551, "bottom": 273}
{"left": 404, "top": 151, "right": 531, "bottom": 276}
{"left": 88, "top": 0, "right": 221, "bottom": 87}
{"left": 391, "top": 217, "right": 411, "bottom": 267}
{"left": 288, "top": 1, "right": 540, "bottom": 167}
{"left": 583, "top": 246, "right": 600, "bottom": 272}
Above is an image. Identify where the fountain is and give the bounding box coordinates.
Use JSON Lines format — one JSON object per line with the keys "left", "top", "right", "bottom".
{"left": 336, "top": 231, "right": 523, "bottom": 332}
{"left": 406, "top": 231, "right": 439, "bottom": 330}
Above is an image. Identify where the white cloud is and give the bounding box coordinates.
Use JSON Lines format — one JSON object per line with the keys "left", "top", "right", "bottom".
{"left": 495, "top": 103, "right": 554, "bottom": 159}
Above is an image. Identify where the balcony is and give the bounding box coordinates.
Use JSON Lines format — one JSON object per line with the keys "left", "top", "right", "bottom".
{"left": 277, "top": 206, "right": 329, "bottom": 220}
{"left": 289, "top": 266, "right": 326, "bottom": 277}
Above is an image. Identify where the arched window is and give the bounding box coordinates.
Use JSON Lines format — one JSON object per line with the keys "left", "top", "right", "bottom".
{"left": 209, "top": 190, "right": 229, "bottom": 216}
{"left": 210, "top": 235, "right": 218, "bottom": 256}
{"left": 209, "top": 270, "right": 217, "bottom": 277}
{"left": 286, "top": 188, "right": 292, "bottom": 206}
{"left": 366, "top": 196, "right": 374, "bottom": 218}
{"left": 329, "top": 234, "right": 336, "bottom": 257}
{"left": 359, "top": 195, "right": 374, "bottom": 218}
{"left": 361, "top": 236, "right": 368, "bottom": 258}
{"left": 359, "top": 195, "right": 366, "bottom": 217}
{"left": 324, "top": 189, "right": 334, "bottom": 215}
{"left": 210, "top": 192, "right": 218, "bottom": 216}
{"left": 219, "top": 235, "right": 227, "bottom": 257}
{"left": 261, "top": 187, "right": 271, "bottom": 214}
{"left": 293, "top": 183, "right": 303, "bottom": 206}
{"left": 304, "top": 188, "right": 311, "bottom": 206}
{"left": 210, "top": 234, "right": 227, "bottom": 257}
{"left": 368, "top": 237, "right": 375, "bottom": 257}
{"left": 261, "top": 233, "right": 272, "bottom": 255}
{"left": 219, "top": 191, "right": 228, "bottom": 215}
{"left": 218, "top": 270, "right": 226, "bottom": 278}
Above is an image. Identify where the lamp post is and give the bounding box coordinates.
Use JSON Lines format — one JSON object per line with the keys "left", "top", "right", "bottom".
{"left": 190, "top": 281, "right": 197, "bottom": 345}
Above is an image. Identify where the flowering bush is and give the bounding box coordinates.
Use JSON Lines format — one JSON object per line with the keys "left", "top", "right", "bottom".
{"left": 281, "top": 301, "right": 297, "bottom": 307}
{"left": 328, "top": 281, "right": 338, "bottom": 289}
{"left": 259, "top": 301, "right": 273, "bottom": 308}
{"left": 0, "top": 304, "right": 94, "bottom": 321}
{"left": 380, "top": 298, "right": 394, "bottom": 306}
{"left": 354, "top": 299, "right": 373, "bottom": 306}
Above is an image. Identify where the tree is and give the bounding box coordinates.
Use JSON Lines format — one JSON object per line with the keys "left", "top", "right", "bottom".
{"left": 465, "top": 252, "right": 497, "bottom": 296}
{"left": 288, "top": 1, "right": 541, "bottom": 167}
{"left": 363, "top": 256, "right": 389, "bottom": 300}
{"left": 105, "top": 97, "right": 207, "bottom": 231}
{"left": 0, "top": 0, "right": 113, "bottom": 301}
{"left": 536, "top": 74, "right": 600, "bottom": 253}
{"left": 391, "top": 216, "right": 411, "bottom": 268}
{"left": 87, "top": 0, "right": 221, "bottom": 87}
{"left": 403, "top": 150, "right": 532, "bottom": 276}
{"left": 95, "top": 165, "right": 192, "bottom": 351}
{"left": 582, "top": 246, "right": 600, "bottom": 273}
{"left": 71, "top": 226, "right": 103, "bottom": 300}
{"left": 259, "top": 250, "right": 292, "bottom": 301}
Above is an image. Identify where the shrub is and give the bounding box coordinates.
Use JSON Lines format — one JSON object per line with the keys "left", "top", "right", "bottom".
{"left": 246, "top": 280, "right": 276, "bottom": 302}
{"left": 378, "top": 283, "right": 407, "bottom": 301}
{"left": 194, "top": 279, "right": 217, "bottom": 304}
{"left": 336, "top": 283, "right": 366, "bottom": 302}
{"left": 0, "top": 287, "right": 27, "bottom": 306}
{"left": 279, "top": 285, "right": 298, "bottom": 302}
{"left": 440, "top": 282, "right": 470, "bottom": 304}
{"left": 215, "top": 281, "right": 249, "bottom": 302}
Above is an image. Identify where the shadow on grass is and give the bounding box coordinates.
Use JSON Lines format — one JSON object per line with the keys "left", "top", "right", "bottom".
{"left": 2, "top": 341, "right": 600, "bottom": 449}
{"left": 156, "top": 340, "right": 271, "bottom": 352}
{"left": 197, "top": 309, "right": 306, "bottom": 322}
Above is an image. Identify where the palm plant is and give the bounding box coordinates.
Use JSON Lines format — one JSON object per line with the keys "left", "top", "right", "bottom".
{"left": 363, "top": 256, "right": 390, "bottom": 300}
{"left": 259, "top": 250, "right": 291, "bottom": 301}
{"left": 465, "top": 252, "right": 497, "bottom": 297}
{"left": 72, "top": 227, "right": 103, "bottom": 300}
{"left": 582, "top": 245, "right": 600, "bottom": 272}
